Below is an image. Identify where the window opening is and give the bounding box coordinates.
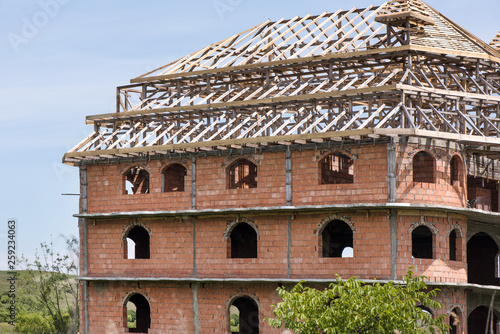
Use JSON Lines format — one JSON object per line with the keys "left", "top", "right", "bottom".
{"left": 449, "top": 307, "right": 461, "bottom": 334}
{"left": 320, "top": 152, "right": 354, "bottom": 184}
{"left": 126, "top": 226, "right": 150, "bottom": 259}
{"left": 467, "top": 232, "right": 499, "bottom": 285}
{"left": 412, "top": 226, "right": 433, "bottom": 259}
{"left": 228, "top": 159, "right": 257, "bottom": 189}
{"left": 413, "top": 151, "right": 435, "bottom": 183}
{"left": 230, "top": 223, "right": 257, "bottom": 259}
{"left": 416, "top": 306, "right": 433, "bottom": 329}
{"left": 230, "top": 297, "right": 259, "bottom": 334}
{"left": 322, "top": 220, "right": 354, "bottom": 258}
{"left": 163, "top": 164, "right": 187, "bottom": 192}
{"left": 450, "top": 156, "right": 461, "bottom": 186}
{"left": 229, "top": 305, "right": 239, "bottom": 332}
{"left": 126, "top": 294, "right": 150, "bottom": 333}
{"left": 449, "top": 229, "right": 457, "bottom": 261}
{"left": 125, "top": 166, "right": 150, "bottom": 194}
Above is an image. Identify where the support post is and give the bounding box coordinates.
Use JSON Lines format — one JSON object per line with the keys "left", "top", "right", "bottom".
{"left": 390, "top": 209, "right": 398, "bottom": 280}
{"left": 192, "top": 283, "right": 200, "bottom": 334}
{"left": 191, "top": 156, "right": 197, "bottom": 210}
{"left": 387, "top": 138, "right": 397, "bottom": 203}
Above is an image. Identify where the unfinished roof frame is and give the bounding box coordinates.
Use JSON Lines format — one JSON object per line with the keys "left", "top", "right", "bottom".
{"left": 64, "top": 0, "right": 500, "bottom": 185}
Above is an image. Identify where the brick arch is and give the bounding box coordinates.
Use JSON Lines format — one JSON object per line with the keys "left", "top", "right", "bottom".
{"left": 122, "top": 290, "right": 151, "bottom": 307}
{"left": 317, "top": 150, "right": 355, "bottom": 163}
{"left": 121, "top": 221, "right": 152, "bottom": 240}
{"left": 448, "top": 304, "right": 464, "bottom": 318}
{"left": 223, "top": 218, "right": 259, "bottom": 240}
{"left": 408, "top": 148, "right": 439, "bottom": 161}
{"left": 160, "top": 161, "right": 189, "bottom": 173}
{"left": 224, "top": 155, "right": 261, "bottom": 169}
{"left": 226, "top": 292, "right": 260, "bottom": 309}
{"left": 447, "top": 224, "right": 464, "bottom": 238}
{"left": 408, "top": 217, "right": 438, "bottom": 235}
{"left": 449, "top": 153, "right": 464, "bottom": 164}
{"left": 315, "top": 215, "right": 355, "bottom": 235}
{"left": 120, "top": 164, "right": 152, "bottom": 175}
{"left": 416, "top": 304, "right": 435, "bottom": 316}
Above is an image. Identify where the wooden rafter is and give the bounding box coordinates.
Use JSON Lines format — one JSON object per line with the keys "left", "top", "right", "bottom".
{"left": 492, "top": 31, "right": 500, "bottom": 51}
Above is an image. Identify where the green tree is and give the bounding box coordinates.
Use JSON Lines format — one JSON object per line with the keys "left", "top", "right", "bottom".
{"left": 268, "top": 270, "right": 449, "bottom": 333}
{"left": 14, "top": 313, "right": 53, "bottom": 334}
{"left": 16, "top": 237, "right": 79, "bottom": 334}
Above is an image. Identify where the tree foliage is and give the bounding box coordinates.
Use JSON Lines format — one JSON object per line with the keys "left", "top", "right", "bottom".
{"left": 16, "top": 237, "right": 79, "bottom": 334}
{"left": 268, "top": 270, "right": 449, "bottom": 333}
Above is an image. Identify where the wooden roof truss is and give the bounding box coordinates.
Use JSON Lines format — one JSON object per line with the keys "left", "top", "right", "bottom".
{"left": 64, "top": 0, "right": 500, "bottom": 166}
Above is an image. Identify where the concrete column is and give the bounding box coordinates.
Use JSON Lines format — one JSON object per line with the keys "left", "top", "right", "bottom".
{"left": 286, "top": 148, "right": 292, "bottom": 206}
{"left": 191, "top": 156, "right": 197, "bottom": 210}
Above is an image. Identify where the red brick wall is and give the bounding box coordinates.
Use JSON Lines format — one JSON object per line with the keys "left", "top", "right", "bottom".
{"left": 85, "top": 281, "right": 195, "bottom": 333}
{"left": 195, "top": 217, "right": 288, "bottom": 278}
{"left": 436, "top": 288, "right": 467, "bottom": 334}
{"left": 290, "top": 212, "right": 392, "bottom": 279}
{"left": 85, "top": 142, "right": 469, "bottom": 214}
{"left": 84, "top": 211, "right": 468, "bottom": 282}
{"left": 86, "top": 219, "right": 193, "bottom": 278}
{"left": 81, "top": 281, "right": 466, "bottom": 333}
{"left": 396, "top": 145, "right": 467, "bottom": 207}
{"left": 292, "top": 145, "right": 389, "bottom": 205}
{"left": 396, "top": 213, "right": 467, "bottom": 283}
{"left": 86, "top": 160, "right": 192, "bottom": 214}
{"left": 196, "top": 153, "right": 286, "bottom": 209}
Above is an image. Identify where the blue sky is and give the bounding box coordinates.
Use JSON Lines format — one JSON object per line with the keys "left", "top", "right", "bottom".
{"left": 0, "top": 0, "right": 499, "bottom": 269}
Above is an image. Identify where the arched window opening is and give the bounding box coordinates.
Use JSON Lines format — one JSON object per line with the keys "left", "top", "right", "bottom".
{"left": 416, "top": 306, "right": 433, "bottom": 329}
{"left": 322, "top": 220, "right": 354, "bottom": 258}
{"left": 467, "top": 232, "right": 499, "bottom": 286}
{"left": 449, "top": 229, "right": 457, "bottom": 261}
{"left": 449, "top": 307, "right": 462, "bottom": 334}
{"left": 162, "top": 164, "right": 187, "bottom": 192}
{"left": 412, "top": 226, "right": 433, "bottom": 259}
{"left": 125, "top": 166, "right": 150, "bottom": 194}
{"left": 230, "top": 223, "right": 257, "bottom": 259}
{"left": 413, "top": 151, "right": 435, "bottom": 183}
{"left": 228, "top": 159, "right": 257, "bottom": 189}
{"left": 468, "top": 306, "right": 499, "bottom": 334}
{"left": 125, "top": 294, "right": 150, "bottom": 333}
{"left": 417, "top": 305, "right": 433, "bottom": 315}
{"left": 450, "top": 156, "right": 462, "bottom": 186}
{"left": 125, "top": 226, "right": 150, "bottom": 259}
{"left": 230, "top": 297, "right": 259, "bottom": 334}
{"left": 320, "top": 152, "right": 354, "bottom": 184}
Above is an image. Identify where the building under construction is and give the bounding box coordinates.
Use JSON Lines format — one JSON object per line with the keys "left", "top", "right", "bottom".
{"left": 64, "top": 0, "right": 500, "bottom": 333}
